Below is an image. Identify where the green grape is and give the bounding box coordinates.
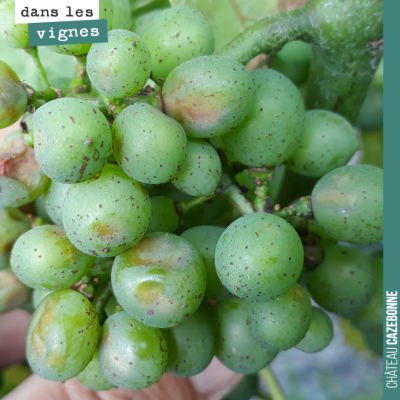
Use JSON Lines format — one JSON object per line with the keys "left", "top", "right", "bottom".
{"left": 142, "top": 7, "right": 214, "bottom": 83}
{"left": 47, "top": 0, "right": 113, "bottom": 55}
{"left": 32, "top": 289, "right": 53, "bottom": 309}
{"left": 215, "top": 213, "right": 304, "bottom": 301}
{"left": 0, "top": 130, "right": 28, "bottom": 151}
{"left": 0, "top": 268, "right": 30, "bottom": 313}
{"left": 98, "top": 311, "right": 168, "bottom": 389}
{"left": 26, "top": 289, "right": 100, "bottom": 381}
{"left": 305, "top": 245, "right": 375, "bottom": 316}
{"left": 43, "top": 180, "right": 70, "bottom": 226}
{"left": 209, "top": 136, "right": 239, "bottom": 164}
{"left": 0, "top": 140, "right": 50, "bottom": 208}
{"left": 356, "top": 85, "right": 383, "bottom": 131}
{"left": 147, "top": 196, "right": 180, "bottom": 233}
{"left": 223, "top": 374, "right": 259, "bottom": 400}
{"left": 181, "top": 225, "right": 231, "bottom": 300}
{"left": 164, "top": 306, "right": 214, "bottom": 377}
{"left": 88, "top": 257, "right": 114, "bottom": 278}
{"left": 132, "top": 9, "right": 162, "bottom": 36}
{"left": 213, "top": 297, "right": 278, "bottom": 374}
{"left": 271, "top": 41, "right": 312, "bottom": 85}
{"left": 247, "top": 284, "right": 312, "bottom": 351}
{"left": 301, "top": 220, "right": 338, "bottom": 248}
{"left": 87, "top": 29, "right": 152, "bottom": 98}
{"left": 77, "top": 349, "right": 116, "bottom": 391}
{"left": 11, "top": 225, "right": 96, "bottom": 290}
{"left": 172, "top": 138, "right": 221, "bottom": 197}
{"left": 286, "top": 110, "right": 358, "bottom": 177}
{"left": 34, "top": 195, "right": 53, "bottom": 224}
{"left": 311, "top": 165, "right": 383, "bottom": 244}
{"left": 0, "top": 61, "right": 28, "bottom": 129}
{"left": 0, "top": 1, "right": 29, "bottom": 49}
{"left": 351, "top": 257, "right": 383, "bottom": 333}
{"left": 112, "top": 232, "right": 206, "bottom": 327}
{"left": 221, "top": 68, "right": 305, "bottom": 167}
{"left": 63, "top": 164, "right": 151, "bottom": 257}
{"left": 105, "top": 295, "right": 121, "bottom": 317}
{"left": 0, "top": 207, "right": 31, "bottom": 270}
{"left": 163, "top": 55, "right": 256, "bottom": 138}
{"left": 33, "top": 98, "right": 112, "bottom": 183}
{"left": 112, "top": 0, "right": 131, "bottom": 29}
{"left": 295, "top": 307, "right": 334, "bottom": 353}
{"left": 112, "top": 103, "right": 187, "bottom": 184}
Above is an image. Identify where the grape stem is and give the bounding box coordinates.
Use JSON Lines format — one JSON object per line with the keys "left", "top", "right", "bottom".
{"left": 67, "top": 55, "right": 91, "bottom": 94}
{"left": 273, "top": 196, "right": 313, "bottom": 219}
{"left": 259, "top": 366, "right": 286, "bottom": 400}
{"left": 25, "top": 47, "right": 57, "bottom": 103}
{"left": 176, "top": 194, "right": 216, "bottom": 215}
{"left": 94, "top": 282, "right": 113, "bottom": 324}
{"left": 249, "top": 167, "right": 275, "bottom": 213}
{"left": 215, "top": 172, "right": 255, "bottom": 215}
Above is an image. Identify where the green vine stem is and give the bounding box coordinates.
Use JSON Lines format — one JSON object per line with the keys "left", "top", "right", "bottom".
{"left": 94, "top": 282, "right": 113, "bottom": 324}
{"left": 67, "top": 55, "right": 91, "bottom": 94}
{"left": 25, "top": 47, "right": 57, "bottom": 103}
{"left": 176, "top": 194, "right": 216, "bottom": 215}
{"left": 221, "top": 0, "right": 383, "bottom": 123}
{"left": 249, "top": 167, "right": 274, "bottom": 213}
{"left": 259, "top": 366, "right": 286, "bottom": 400}
{"left": 273, "top": 195, "right": 313, "bottom": 219}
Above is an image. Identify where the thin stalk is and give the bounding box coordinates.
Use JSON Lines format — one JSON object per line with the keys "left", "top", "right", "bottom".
{"left": 94, "top": 282, "right": 113, "bottom": 324}
{"left": 259, "top": 366, "right": 286, "bottom": 400}
{"left": 273, "top": 196, "right": 313, "bottom": 219}
{"left": 176, "top": 194, "right": 216, "bottom": 215}
{"left": 249, "top": 168, "right": 274, "bottom": 213}
{"left": 67, "top": 55, "right": 91, "bottom": 94}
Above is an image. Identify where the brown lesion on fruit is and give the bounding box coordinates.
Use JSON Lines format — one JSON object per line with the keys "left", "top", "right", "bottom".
{"left": 92, "top": 223, "right": 118, "bottom": 240}
{"left": 137, "top": 280, "right": 164, "bottom": 305}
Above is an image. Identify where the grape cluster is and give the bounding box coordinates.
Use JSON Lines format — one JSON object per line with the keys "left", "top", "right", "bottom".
{"left": 0, "top": 1, "right": 384, "bottom": 394}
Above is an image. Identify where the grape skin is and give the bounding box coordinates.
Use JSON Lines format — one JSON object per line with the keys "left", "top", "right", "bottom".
{"left": 213, "top": 297, "right": 278, "bottom": 374}
{"left": 43, "top": 180, "right": 71, "bottom": 226}
{"left": 11, "top": 225, "right": 96, "bottom": 290}
{"left": 305, "top": 245, "right": 375, "bottom": 316}
{"left": 33, "top": 98, "right": 112, "bottom": 184}
{"left": 286, "top": 110, "right": 359, "bottom": 177}
{"left": 181, "top": 225, "right": 231, "bottom": 300}
{"left": 164, "top": 306, "right": 214, "bottom": 377}
{"left": 32, "top": 288, "right": 53, "bottom": 309}
{"left": 172, "top": 138, "right": 221, "bottom": 197}
{"left": 112, "top": 103, "right": 187, "bottom": 184}
{"left": 247, "top": 284, "right": 312, "bottom": 351}
{"left": 147, "top": 196, "right": 180, "bottom": 234}
{"left": 26, "top": 289, "right": 100, "bottom": 382}
{"left": 63, "top": 164, "right": 151, "bottom": 257}
{"left": 163, "top": 55, "right": 256, "bottom": 138}
{"left": 0, "top": 1, "right": 29, "bottom": 49}
{"left": 295, "top": 307, "right": 334, "bottom": 353}
{"left": 215, "top": 213, "right": 304, "bottom": 301}
{"left": 112, "top": 232, "right": 207, "bottom": 328}
{"left": 221, "top": 69, "right": 305, "bottom": 167}
{"left": 142, "top": 7, "right": 215, "bottom": 83}
{"left": 311, "top": 164, "right": 383, "bottom": 244}
{"left": 87, "top": 30, "right": 152, "bottom": 98}
{"left": 98, "top": 311, "right": 168, "bottom": 389}
{"left": 0, "top": 268, "right": 30, "bottom": 313}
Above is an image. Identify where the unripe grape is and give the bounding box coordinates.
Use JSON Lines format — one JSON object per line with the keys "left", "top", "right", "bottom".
{"left": 26, "top": 290, "right": 100, "bottom": 381}
{"left": 98, "top": 311, "right": 168, "bottom": 389}
{"left": 77, "top": 349, "right": 116, "bottom": 390}
{"left": 43, "top": 180, "right": 71, "bottom": 226}
{"left": 295, "top": 307, "right": 334, "bottom": 353}
{"left": 181, "top": 225, "right": 231, "bottom": 300}
{"left": 247, "top": 284, "right": 312, "bottom": 351}
{"left": 0, "top": 61, "right": 28, "bottom": 129}
{"left": 112, "top": 0, "right": 131, "bottom": 30}
{"left": 32, "top": 288, "right": 53, "bottom": 309}
{"left": 87, "top": 30, "right": 152, "bottom": 98}
{"left": 147, "top": 196, "right": 180, "bottom": 234}
{"left": 0, "top": 0, "right": 29, "bottom": 49}
{"left": 286, "top": 110, "right": 358, "bottom": 177}
{"left": 221, "top": 68, "right": 305, "bottom": 167}
{"left": 63, "top": 164, "right": 151, "bottom": 257}
{"left": 311, "top": 165, "right": 383, "bottom": 244}
{"left": 35, "top": 195, "right": 53, "bottom": 224}
{"left": 112, "top": 103, "right": 187, "bottom": 184}
{"left": 164, "top": 306, "right": 214, "bottom": 377}
{"left": 33, "top": 98, "right": 112, "bottom": 183}
{"left": 142, "top": 7, "right": 215, "bottom": 83}
{"left": 215, "top": 213, "right": 304, "bottom": 301}
{"left": 163, "top": 55, "right": 256, "bottom": 138}
{"left": 213, "top": 297, "right": 278, "bottom": 374}
{"left": 47, "top": 0, "right": 114, "bottom": 55}
{"left": 172, "top": 138, "right": 221, "bottom": 197}
{"left": 0, "top": 268, "right": 30, "bottom": 313}
{"left": 305, "top": 245, "right": 375, "bottom": 316}
{"left": 105, "top": 296, "right": 121, "bottom": 317}
{"left": 0, "top": 207, "right": 31, "bottom": 270}
{"left": 11, "top": 225, "right": 96, "bottom": 290}
{"left": 112, "top": 232, "right": 207, "bottom": 328}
